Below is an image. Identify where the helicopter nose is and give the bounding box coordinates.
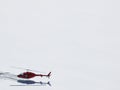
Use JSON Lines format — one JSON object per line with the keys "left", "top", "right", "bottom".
{"left": 17, "top": 74, "right": 22, "bottom": 77}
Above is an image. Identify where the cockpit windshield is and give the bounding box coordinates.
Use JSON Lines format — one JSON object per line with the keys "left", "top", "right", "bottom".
{"left": 19, "top": 73, "right": 24, "bottom": 76}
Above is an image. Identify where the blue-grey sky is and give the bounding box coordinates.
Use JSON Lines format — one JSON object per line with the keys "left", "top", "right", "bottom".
{"left": 0, "top": 0, "right": 120, "bottom": 90}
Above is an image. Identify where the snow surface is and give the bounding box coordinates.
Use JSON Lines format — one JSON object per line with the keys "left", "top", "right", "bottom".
{"left": 0, "top": 0, "right": 120, "bottom": 90}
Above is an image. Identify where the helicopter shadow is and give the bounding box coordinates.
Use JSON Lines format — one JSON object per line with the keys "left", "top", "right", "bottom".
{"left": 15, "top": 80, "right": 51, "bottom": 86}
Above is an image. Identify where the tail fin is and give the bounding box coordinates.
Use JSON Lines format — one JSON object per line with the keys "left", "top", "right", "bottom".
{"left": 47, "top": 72, "right": 51, "bottom": 78}
{"left": 47, "top": 81, "right": 51, "bottom": 86}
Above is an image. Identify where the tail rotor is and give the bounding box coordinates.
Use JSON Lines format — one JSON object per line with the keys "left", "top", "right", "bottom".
{"left": 47, "top": 72, "right": 51, "bottom": 78}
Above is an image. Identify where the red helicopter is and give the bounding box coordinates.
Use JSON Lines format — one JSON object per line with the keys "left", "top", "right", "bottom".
{"left": 17, "top": 71, "right": 51, "bottom": 79}
{"left": 12, "top": 67, "right": 51, "bottom": 79}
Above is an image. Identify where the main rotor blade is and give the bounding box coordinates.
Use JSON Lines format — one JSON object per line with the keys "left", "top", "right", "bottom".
{"left": 11, "top": 66, "right": 45, "bottom": 73}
